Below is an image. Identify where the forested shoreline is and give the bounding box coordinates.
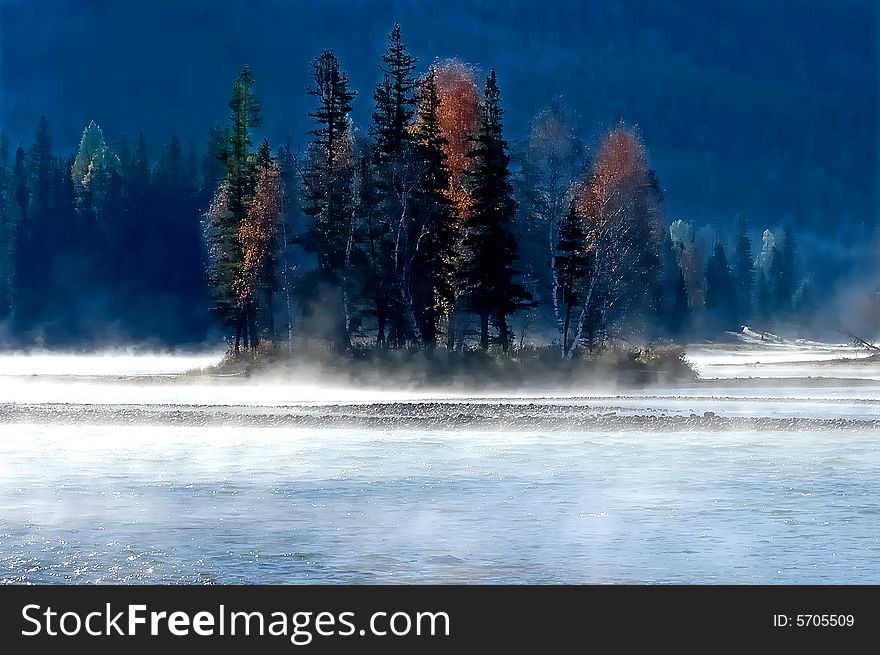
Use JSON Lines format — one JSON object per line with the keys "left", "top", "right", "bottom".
{"left": 0, "top": 25, "right": 818, "bottom": 361}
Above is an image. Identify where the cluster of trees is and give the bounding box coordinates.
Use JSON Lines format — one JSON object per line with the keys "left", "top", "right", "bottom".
{"left": 202, "top": 28, "right": 535, "bottom": 355}
{"left": 663, "top": 215, "right": 813, "bottom": 335}
{"left": 0, "top": 24, "right": 819, "bottom": 354}
{"left": 0, "top": 118, "right": 209, "bottom": 343}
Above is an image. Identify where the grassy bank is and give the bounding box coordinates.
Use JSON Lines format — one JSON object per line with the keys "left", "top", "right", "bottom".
{"left": 200, "top": 342, "right": 697, "bottom": 391}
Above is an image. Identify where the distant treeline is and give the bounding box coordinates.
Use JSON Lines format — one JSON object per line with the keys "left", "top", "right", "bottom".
{"left": 0, "top": 25, "right": 815, "bottom": 356}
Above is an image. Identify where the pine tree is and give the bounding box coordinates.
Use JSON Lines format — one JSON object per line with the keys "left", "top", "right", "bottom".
{"left": 670, "top": 267, "right": 689, "bottom": 335}
{"left": 373, "top": 23, "right": 417, "bottom": 161}
{"left": 411, "top": 66, "right": 456, "bottom": 347}
{"left": 301, "top": 51, "right": 356, "bottom": 350}
{"left": 732, "top": 214, "right": 754, "bottom": 324}
{"left": 658, "top": 230, "right": 689, "bottom": 336}
{"left": 135, "top": 131, "right": 151, "bottom": 190}
{"left": 370, "top": 23, "right": 420, "bottom": 346}
{"left": 12, "top": 147, "right": 28, "bottom": 230}
{"left": 0, "top": 133, "right": 11, "bottom": 319}
{"left": 205, "top": 66, "right": 262, "bottom": 352}
{"left": 771, "top": 224, "right": 797, "bottom": 317}
{"left": 756, "top": 269, "right": 771, "bottom": 322}
{"left": 29, "top": 116, "right": 53, "bottom": 218}
{"left": 71, "top": 121, "right": 119, "bottom": 221}
{"left": 15, "top": 118, "right": 57, "bottom": 326}
{"left": 8, "top": 147, "right": 28, "bottom": 318}
{"left": 461, "top": 70, "right": 532, "bottom": 351}
{"left": 0, "top": 132, "right": 8, "bottom": 193}
{"left": 705, "top": 242, "right": 737, "bottom": 330}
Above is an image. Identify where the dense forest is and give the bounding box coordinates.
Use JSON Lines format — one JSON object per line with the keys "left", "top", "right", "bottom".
{"left": 0, "top": 23, "right": 842, "bottom": 356}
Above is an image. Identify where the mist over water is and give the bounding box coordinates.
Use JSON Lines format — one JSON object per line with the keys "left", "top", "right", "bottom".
{"left": 1, "top": 342, "right": 879, "bottom": 583}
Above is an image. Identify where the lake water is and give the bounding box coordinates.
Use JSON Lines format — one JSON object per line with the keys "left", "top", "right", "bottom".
{"left": 1, "top": 342, "right": 879, "bottom": 584}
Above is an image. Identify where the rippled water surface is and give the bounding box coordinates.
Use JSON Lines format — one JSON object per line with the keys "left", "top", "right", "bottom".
{"left": 1, "top": 343, "right": 879, "bottom": 583}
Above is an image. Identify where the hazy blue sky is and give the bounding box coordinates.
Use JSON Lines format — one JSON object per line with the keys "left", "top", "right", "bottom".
{"left": 1, "top": 0, "right": 877, "bottom": 235}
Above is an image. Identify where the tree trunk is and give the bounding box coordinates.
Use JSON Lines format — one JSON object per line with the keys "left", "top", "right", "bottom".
{"left": 498, "top": 314, "right": 510, "bottom": 352}
{"left": 249, "top": 304, "right": 259, "bottom": 349}
{"left": 376, "top": 297, "right": 387, "bottom": 349}
{"left": 562, "top": 300, "right": 573, "bottom": 357}
{"left": 265, "top": 281, "right": 275, "bottom": 344}
{"left": 446, "top": 304, "right": 456, "bottom": 351}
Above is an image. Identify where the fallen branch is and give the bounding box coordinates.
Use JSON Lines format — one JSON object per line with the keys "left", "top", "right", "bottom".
{"left": 837, "top": 328, "right": 880, "bottom": 353}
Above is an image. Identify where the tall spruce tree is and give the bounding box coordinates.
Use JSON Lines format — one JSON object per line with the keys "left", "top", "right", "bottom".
{"left": 732, "top": 214, "right": 754, "bottom": 324}
{"left": 0, "top": 133, "right": 10, "bottom": 319}
{"left": 411, "top": 66, "right": 456, "bottom": 347}
{"left": 29, "top": 116, "right": 53, "bottom": 218}
{"left": 371, "top": 23, "right": 420, "bottom": 346}
{"left": 301, "top": 51, "right": 356, "bottom": 350}
{"left": 771, "top": 225, "right": 797, "bottom": 317}
{"left": 461, "top": 70, "right": 532, "bottom": 351}
{"left": 705, "top": 242, "right": 737, "bottom": 330}
{"left": 205, "top": 66, "right": 262, "bottom": 352}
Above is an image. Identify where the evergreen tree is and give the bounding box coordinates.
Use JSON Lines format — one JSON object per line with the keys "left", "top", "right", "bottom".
{"left": 0, "top": 133, "right": 11, "bottom": 319}
{"left": 370, "top": 23, "right": 420, "bottom": 346}
{"left": 71, "top": 120, "right": 119, "bottom": 221}
{"left": 461, "top": 70, "right": 532, "bottom": 351}
{"left": 12, "top": 147, "right": 29, "bottom": 228}
{"left": 29, "top": 116, "right": 53, "bottom": 218}
{"left": 206, "top": 66, "right": 262, "bottom": 352}
{"left": 670, "top": 268, "right": 690, "bottom": 335}
{"left": 7, "top": 147, "right": 28, "bottom": 318}
{"left": 0, "top": 132, "right": 8, "bottom": 193}
{"left": 771, "top": 224, "right": 797, "bottom": 317}
{"left": 373, "top": 23, "right": 417, "bottom": 160}
{"left": 15, "top": 118, "right": 56, "bottom": 326}
{"left": 658, "top": 230, "right": 689, "bottom": 336}
{"left": 411, "top": 66, "right": 456, "bottom": 347}
{"left": 756, "top": 269, "right": 772, "bottom": 323}
{"left": 704, "top": 242, "right": 737, "bottom": 330}
{"left": 732, "top": 213, "right": 754, "bottom": 323}
{"left": 301, "top": 51, "right": 356, "bottom": 350}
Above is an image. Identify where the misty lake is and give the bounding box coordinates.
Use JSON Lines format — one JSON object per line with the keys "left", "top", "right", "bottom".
{"left": 1, "top": 341, "right": 879, "bottom": 584}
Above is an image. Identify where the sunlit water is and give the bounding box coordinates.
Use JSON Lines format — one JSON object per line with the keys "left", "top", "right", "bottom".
{"left": 1, "top": 341, "right": 879, "bottom": 584}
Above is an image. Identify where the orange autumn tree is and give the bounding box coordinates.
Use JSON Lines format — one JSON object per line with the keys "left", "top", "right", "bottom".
{"left": 234, "top": 140, "right": 283, "bottom": 348}
{"left": 433, "top": 59, "right": 481, "bottom": 349}
{"left": 563, "top": 124, "right": 663, "bottom": 358}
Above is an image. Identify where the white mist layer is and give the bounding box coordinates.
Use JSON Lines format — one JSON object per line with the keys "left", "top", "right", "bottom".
{"left": 0, "top": 351, "right": 224, "bottom": 377}
{"left": 685, "top": 342, "right": 879, "bottom": 379}
{"left": 2, "top": 340, "right": 880, "bottom": 583}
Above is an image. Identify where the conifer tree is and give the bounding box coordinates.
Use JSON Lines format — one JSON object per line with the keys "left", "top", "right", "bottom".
{"left": 370, "top": 23, "right": 420, "bottom": 346}
{"left": 771, "top": 225, "right": 797, "bottom": 317}
{"left": 410, "top": 67, "right": 456, "bottom": 347}
{"left": 301, "top": 51, "right": 356, "bottom": 350}
{"left": 705, "top": 242, "right": 737, "bottom": 329}
{"left": 732, "top": 214, "right": 754, "bottom": 323}
{"left": 29, "top": 116, "right": 53, "bottom": 218}
{"left": 0, "top": 133, "right": 11, "bottom": 319}
{"left": 461, "top": 70, "right": 532, "bottom": 351}
{"left": 71, "top": 121, "right": 119, "bottom": 221}
{"left": 205, "top": 66, "right": 262, "bottom": 352}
